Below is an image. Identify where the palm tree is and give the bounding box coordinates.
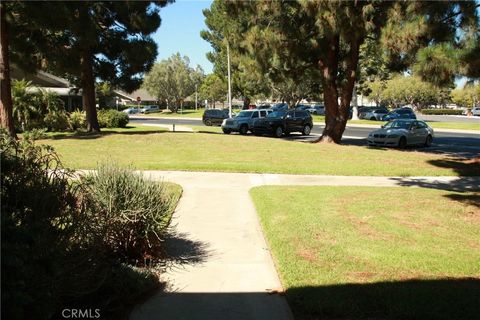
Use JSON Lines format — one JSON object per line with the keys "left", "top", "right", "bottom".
{"left": 11, "top": 79, "right": 38, "bottom": 131}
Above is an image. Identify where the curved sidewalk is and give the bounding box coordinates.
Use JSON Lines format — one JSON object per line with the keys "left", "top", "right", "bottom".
{"left": 131, "top": 171, "right": 479, "bottom": 320}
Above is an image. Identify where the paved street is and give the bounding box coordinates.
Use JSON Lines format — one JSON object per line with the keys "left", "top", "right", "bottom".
{"left": 129, "top": 117, "right": 480, "bottom": 158}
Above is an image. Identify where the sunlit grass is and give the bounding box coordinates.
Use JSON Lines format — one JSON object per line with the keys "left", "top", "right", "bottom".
{"left": 39, "top": 125, "right": 478, "bottom": 176}
{"left": 251, "top": 186, "right": 480, "bottom": 320}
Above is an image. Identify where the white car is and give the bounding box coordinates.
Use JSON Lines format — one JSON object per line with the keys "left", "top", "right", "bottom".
{"left": 472, "top": 107, "right": 480, "bottom": 116}
{"left": 367, "top": 119, "right": 434, "bottom": 148}
{"left": 140, "top": 105, "right": 160, "bottom": 114}
{"left": 123, "top": 107, "right": 140, "bottom": 114}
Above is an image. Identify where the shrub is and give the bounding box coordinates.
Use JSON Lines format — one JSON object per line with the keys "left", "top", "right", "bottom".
{"left": 0, "top": 134, "right": 100, "bottom": 319}
{"left": 44, "top": 111, "right": 70, "bottom": 131}
{"left": 421, "top": 109, "right": 464, "bottom": 115}
{"left": 83, "top": 163, "right": 181, "bottom": 264}
{"left": 22, "top": 128, "right": 48, "bottom": 140}
{"left": 69, "top": 110, "right": 87, "bottom": 130}
{"left": 97, "top": 109, "right": 129, "bottom": 128}
{"left": 1, "top": 135, "right": 167, "bottom": 319}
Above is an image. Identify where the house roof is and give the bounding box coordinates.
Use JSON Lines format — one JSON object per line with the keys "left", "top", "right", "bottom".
{"left": 11, "top": 66, "right": 71, "bottom": 88}
{"left": 127, "top": 88, "right": 157, "bottom": 102}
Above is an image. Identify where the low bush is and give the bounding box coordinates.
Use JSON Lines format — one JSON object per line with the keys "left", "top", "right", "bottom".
{"left": 83, "top": 163, "right": 181, "bottom": 264}
{"left": 1, "top": 134, "right": 179, "bottom": 319}
{"left": 44, "top": 111, "right": 70, "bottom": 131}
{"left": 69, "top": 110, "right": 87, "bottom": 130}
{"left": 0, "top": 134, "right": 100, "bottom": 319}
{"left": 22, "top": 128, "right": 48, "bottom": 140}
{"left": 422, "top": 109, "right": 464, "bottom": 115}
{"left": 98, "top": 109, "right": 129, "bottom": 128}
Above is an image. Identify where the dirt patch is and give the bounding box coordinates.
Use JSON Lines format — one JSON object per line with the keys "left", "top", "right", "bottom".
{"left": 296, "top": 248, "right": 317, "bottom": 263}
{"left": 346, "top": 271, "right": 377, "bottom": 282}
{"left": 343, "top": 214, "right": 394, "bottom": 241}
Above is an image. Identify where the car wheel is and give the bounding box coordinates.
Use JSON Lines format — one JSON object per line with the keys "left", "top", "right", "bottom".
{"left": 205, "top": 119, "right": 212, "bottom": 126}
{"left": 424, "top": 135, "right": 433, "bottom": 147}
{"left": 370, "top": 117, "right": 376, "bottom": 120}
{"left": 239, "top": 125, "right": 248, "bottom": 135}
{"left": 302, "top": 125, "right": 311, "bottom": 135}
{"left": 398, "top": 136, "right": 407, "bottom": 148}
{"left": 222, "top": 129, "right": 231, "bottom": 134}
{"left": 274, "top": 126, "right": 283, "bottom": 138}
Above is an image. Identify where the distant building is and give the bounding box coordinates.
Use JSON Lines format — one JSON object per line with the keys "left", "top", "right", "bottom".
{"left": 11, "top": 66, "right": 156, "bottom": 110}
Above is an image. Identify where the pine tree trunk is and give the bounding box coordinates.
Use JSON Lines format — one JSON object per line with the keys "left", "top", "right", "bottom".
{"left": 316, "top": 35, "right": 345, "bottom": 144}
{"left": 316, "top": 34, "right": 361, "bottom": 144}
{"left": 0, "top": 4, "right": 16, "bottom": 138}
{"left": 80, "top": 48, "right": 100, "bottom": 132}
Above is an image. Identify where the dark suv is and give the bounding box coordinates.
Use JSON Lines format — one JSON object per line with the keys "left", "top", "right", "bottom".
{"left": 202, "top": 109, "right": 229, "bottom": 126}
{"left": 382, "top": 108, "right": 416, "bottom": 121}
{"left": 251, "top": 109, "right": 313, "bottom": 137}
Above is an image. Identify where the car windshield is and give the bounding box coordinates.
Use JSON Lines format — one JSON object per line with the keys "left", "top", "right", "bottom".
{"left": 267, "top": 111, "right": 286, "bottom": 118}
{"left": 384, "top": 120, "right": 413, "bottom": 129}
{"left": 236, "top": 111, "right": 253, "bottom": 118}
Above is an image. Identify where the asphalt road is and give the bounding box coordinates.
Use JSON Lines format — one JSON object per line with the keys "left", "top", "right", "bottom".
{"left": 417, "top": 114, "right": 480, "bottom": 123}
{"left": 130, "top": 117, "right": 480, "bottom": 158}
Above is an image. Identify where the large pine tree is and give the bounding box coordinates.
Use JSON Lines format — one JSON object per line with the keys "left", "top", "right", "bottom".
{"left": 1, "top": 1, "right": 171, "bottom": 134}
{"left": 211, "top": 0, "right": 478, "bottom": 143}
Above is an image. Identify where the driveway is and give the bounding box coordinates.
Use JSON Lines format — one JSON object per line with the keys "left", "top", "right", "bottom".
{"left": 130, "top": 171, "right": 479, "bottom": 320}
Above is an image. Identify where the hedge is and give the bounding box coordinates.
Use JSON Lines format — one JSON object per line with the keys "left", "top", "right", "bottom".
{"left": 421, "top": 109, "right": 464, "bottom": 115}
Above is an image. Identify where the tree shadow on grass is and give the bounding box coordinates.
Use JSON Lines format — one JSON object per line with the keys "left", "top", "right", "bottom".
{"left": 390, "top": 157, "right": 480, "bottom": 208}
{"left": 287, "top": 278, "right": 480, "bottom": 320}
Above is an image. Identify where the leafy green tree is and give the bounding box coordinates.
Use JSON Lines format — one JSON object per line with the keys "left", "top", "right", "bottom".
{"left": 202, "top": 1, "right": 271, "bottom": 109}
{"left": 95, "top": 82, "right": 114, "bottom": 109}
{"left": 451, "top": 84, "right": 479, "bottom": 109}
{"left": 380, "top": 75, "right": 440, "bottom": 110}
{"left": 199, "top": 74, "right": 227, "bottom": 108}
{"left": 143, "top": 53, "right": 199, "bottom": 112}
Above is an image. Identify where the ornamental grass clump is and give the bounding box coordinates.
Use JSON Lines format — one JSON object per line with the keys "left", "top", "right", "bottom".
{"left": 84, "top": 163, "right": 180, "bottom": 264}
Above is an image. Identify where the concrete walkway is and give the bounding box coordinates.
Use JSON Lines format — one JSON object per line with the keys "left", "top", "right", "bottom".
{"left": 130, "top": 171, "right": 479, "bottom": 320}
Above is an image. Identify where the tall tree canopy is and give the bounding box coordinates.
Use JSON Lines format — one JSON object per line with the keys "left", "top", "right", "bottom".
{"left": 1, "top": 1, "right": 170, "bottom": 134}
{"left": 204, "top": 0, "right": 479, "bottom": 143}
{"left": 143, "top": 53, "right": 204, "bottom": 112}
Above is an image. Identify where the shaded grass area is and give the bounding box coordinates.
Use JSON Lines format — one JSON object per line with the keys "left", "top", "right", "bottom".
{"left": 250, "top": 186, "right": 480, "bottom": 320}
{"left": 40, "top": 128, "right": 479, "bottom": 176}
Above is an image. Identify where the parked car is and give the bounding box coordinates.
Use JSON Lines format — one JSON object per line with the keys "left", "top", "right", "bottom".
{"left": 140, "top": 105, "right": 160, "bottom": 114}
{"left": 367, "top": 119, "right": 434, "bottom": 148}
{"left": 472, "top": 106, "right": 480, "bottom": 116}
{"left": 359, "top": 107, "right": 389, "bottom": 120}
{"left": 306, "top": 105, "right": 325, "bottom": 115}
{"left": 295, "top": 104, "right": 310, "bottom": 111}
{"left": 221, "top": 109, "right": 271, "bottom": 134}
{"left": 382, "top": 108, "right": 416, "bottom": 121}
{"left": 123, "top": 107, "right": 140, "bottom": 115}
{"left": 251, "top": 109, "right": 313, "bottom": 138}
{"left": 202, "top": 109, "right": 230, "bottom": 126}
{"left": 270, "top": 103, "right": 289, "bottom": 112}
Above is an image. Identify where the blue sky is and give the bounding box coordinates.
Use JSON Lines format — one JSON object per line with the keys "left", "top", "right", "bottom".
{"left": 153, "top": 0, "right": 214, "bottom": 73}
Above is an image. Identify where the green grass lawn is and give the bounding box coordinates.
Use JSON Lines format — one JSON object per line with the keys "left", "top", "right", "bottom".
{"left": 39, "top": 125, "right": 478, "bottom": 176}
{"left": 250, "top": 186, "right": 480, "bottom": 320}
